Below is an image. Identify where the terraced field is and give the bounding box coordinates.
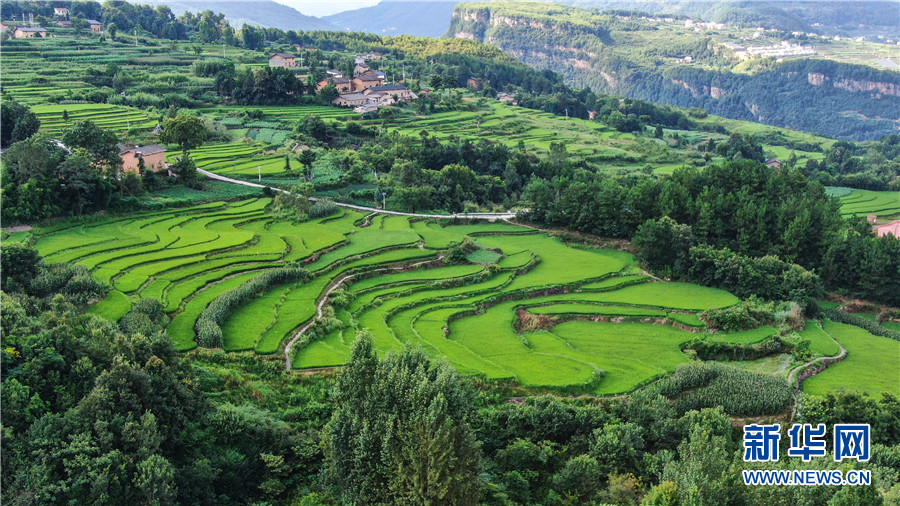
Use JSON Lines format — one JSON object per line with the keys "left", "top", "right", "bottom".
{"left": 367, "top": 102, "right": 646, "bottom": 164}
{"left": 830, "top": 188, "right": 900, "bottom": 218}
{"left": 32, "top": 104, "right": 158, "bottom": 136}
{"left": 167, "top": 142, "right": 289, "bottom": 176}
{"left": 25, "top": 198, "right": 787, "bottom": 394}
{"left": 802, "top": 320, "right": 900, "bottom": 397}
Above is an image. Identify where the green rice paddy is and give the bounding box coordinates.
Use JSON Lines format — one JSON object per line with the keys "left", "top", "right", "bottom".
{"left": 29, "top": 199, "right": 765, "bottom": 394}
{"left": 802, "top": 320, "right": 900, "bottom": 397}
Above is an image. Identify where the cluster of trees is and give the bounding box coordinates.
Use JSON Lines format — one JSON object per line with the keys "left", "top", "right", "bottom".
{"left": 633, "top": 216, "right": 823, "bottom": 302}
{"left": 804, "top": 136, "right": 900, "bottom": 191}
{"left": 523, "top": 160, "right": 899, "bottom": 305}
{"left": 1, "top": 123, "right": 118, "bottom": 222}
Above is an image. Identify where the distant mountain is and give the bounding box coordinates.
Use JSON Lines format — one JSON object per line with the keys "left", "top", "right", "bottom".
{"left": 323, "top": 1, "right": 457, "bottom": 37}
{"left": 144, "top": 0, "right": 339, "bottom": 31}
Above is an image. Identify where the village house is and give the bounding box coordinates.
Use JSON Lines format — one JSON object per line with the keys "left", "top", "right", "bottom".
{"left": 269, "top": 53, "right": 297, "bottom": 67}
{"left": 497, "top": 92, "right": 517, "bottom": 105}
{"left": 354, "top": 62, "right": 370, "bottom": 75}
{"left": 351, "top": 70, "right": 385, "bottom": 92}
{"left": 54, "top": 7, "right": 69, "bottom": 17}
{"left": 765, "top": 158, "right": 782, "bottom": 169}
{"left": 354, "top": 104, "right": 379, "bottom": 115}
{"left": 13, "top": 26, "right": 48, "bottom": 38}
{"left": 316, "top": 76, "right": 352, "bottom": 92}
{"left": 874, "top": 220, "right": 900, "bottom": 239}
{"left": 56, "top": 20, "right": 71, "bottom": 28}
{"left": 467, "top": 77, "right": 484, "bottom": 89}
{"left": 588, "top": 110, "right": 599, "bottom": 120}
{"left": 332, "top": 93, "right": 371, "bottom": 107}
{"left": 86, "top": 19, "right": 102, "bottom": 31}
{"left": 364, "top": 52, "right": 383, "bottom": 60}
{"left": 118, "top": 143, "right": 167, "bottom": 173}
{"left": 365, "top": 84, "right": 417, "bottom": 102}
{"left": 326, "top": 69, "right": 343, "bottom": 79}
{"left": 418, "top": 88, "right": 432, "bottom": 98}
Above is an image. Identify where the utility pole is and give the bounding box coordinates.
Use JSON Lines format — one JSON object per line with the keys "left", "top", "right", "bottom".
{"left": 382, "top": 192, "right": 386, "bottom": 210}
{"left": 258, "top": 165, "right": 261, "bottom": 182}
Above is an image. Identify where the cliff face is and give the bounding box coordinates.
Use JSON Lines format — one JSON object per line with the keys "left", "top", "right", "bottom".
{"left": 447, "top": 3, "right": 900, "bottom": 140}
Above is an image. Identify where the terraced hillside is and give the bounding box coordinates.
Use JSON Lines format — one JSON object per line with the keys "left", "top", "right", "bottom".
{"left": 828, "top": 188, "right": 900, "bottom": 218}
{"left": 27, "top": 199, "right": 880, "bottom": 396}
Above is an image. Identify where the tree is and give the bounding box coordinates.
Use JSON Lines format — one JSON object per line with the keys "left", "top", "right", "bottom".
{"left": 62, "top": 120, "right": 120, "bottom": 168}
{"left": 107, "top": 22, "right": 118, "bottom": 39}
{"left": 632, "top": 217, "right": 695, "bottom": 277}
{"left": 173, "top": 155, "right": 201, "bottom": 189}
{"left": 325, "top": 333, "right": 481, "bottom": 504}
{"left": 283, "top": 155, "right": 292, "bottom": 173}
{"left": 159, "top": 114, "right": 207, "bottom": 154}
{"left": 317, "top": 83, "right": 339, "bottom": 104}
{"left": 1, "top": 99, "right": 40, "bottom": 148}
{"left": 1, "top": 243, "right": 41, "bottom": 292}
{"left": 71, "top": 17, "right": 88, "bottom": 36}
{"left": 297, "top": 115, "right": 328, "bottom": 142}
{"left": 136, "top": 455, "right": 177, "bottom": 505}
{"left": 62, "top": 109, "right": 69, "bottom": 125}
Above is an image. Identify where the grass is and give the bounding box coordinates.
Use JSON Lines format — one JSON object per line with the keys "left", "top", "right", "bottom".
{"left": 85, "top": 290, "right": 132, "bottom": 322}
{"left": 37, "top": 188, "right": 862, "bottom": 399}
{"left": 466, "top": 249, "right": 502, "bottom": 264}
{"left": 836, "top": 189, "right": 900, "bottom": 218}
{"left": 802, "top": 320, "right": 900, "bottom": 397}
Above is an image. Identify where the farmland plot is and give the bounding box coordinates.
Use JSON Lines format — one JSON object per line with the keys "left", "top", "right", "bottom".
{"left": 33, "top": 200, "right": 800, "bottom": 394}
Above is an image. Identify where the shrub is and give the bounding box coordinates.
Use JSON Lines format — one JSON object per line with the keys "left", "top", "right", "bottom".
{"left": 656, "top": 362, "right": 793, "bottom": 416}
{"left": 309, "top": 199, "right": 338, "bottom": 219}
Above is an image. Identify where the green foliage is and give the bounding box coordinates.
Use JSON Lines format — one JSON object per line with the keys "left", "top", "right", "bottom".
{"left": 657, "top": 362, "right": 793, "bottom": 416}
{"left": 0, "top": 98, "right": 39, "bottom": 148}
{"left": 61, "top": 119, "right": 120, "bottom": 167}
{"left": 160, "top": 114, "right": 207, "bottom": 153}
{"left": 1, "top": 243, "right": 41, "bottom": 292}
{"left": 325, "top": 333, "right": 481, "bottom": 504}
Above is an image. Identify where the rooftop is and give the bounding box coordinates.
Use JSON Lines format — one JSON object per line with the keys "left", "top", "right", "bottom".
{"left": 118, "top": 143, "right": 166, "bottom": 156}
{"left": 367, "top": 84, "right": 408, "bottom": 92}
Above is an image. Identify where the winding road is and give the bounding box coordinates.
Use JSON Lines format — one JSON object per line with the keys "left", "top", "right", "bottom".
{"left": 199, "top": 169, "right": 521, "bottom": 219}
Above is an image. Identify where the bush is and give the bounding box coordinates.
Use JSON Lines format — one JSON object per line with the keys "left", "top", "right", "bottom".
{"left": 656, "top": 362, "right": 793, "bottom": 416}
{"left": 308, "top": 199, "right": 338, "bottom": 219}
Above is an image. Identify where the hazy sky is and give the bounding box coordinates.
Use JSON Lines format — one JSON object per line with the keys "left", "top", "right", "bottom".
{"left": 273, "top": 0, "right": 381, "bottom": 17}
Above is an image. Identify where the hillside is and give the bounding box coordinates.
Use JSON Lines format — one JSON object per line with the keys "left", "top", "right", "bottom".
{"left": 141, "top": 0, "right": 338, "bottom": 30}
{"left": 324, "top": 1, "right": 457, "bottom": 37}
{"left": 569, "top": 0, "right": 900, "bottom": 36}
{"left": 447, "top": 1, "right": 900, "bottom": 140}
